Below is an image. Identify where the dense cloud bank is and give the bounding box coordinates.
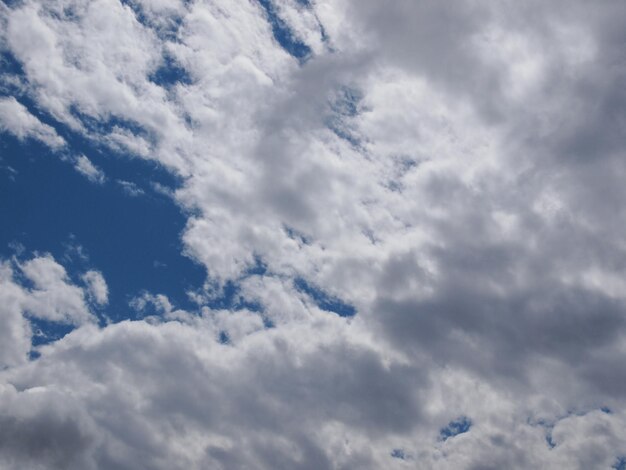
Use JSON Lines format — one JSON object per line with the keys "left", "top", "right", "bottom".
{"left": 2, "top": 0, "right": 626, "bottom": 468}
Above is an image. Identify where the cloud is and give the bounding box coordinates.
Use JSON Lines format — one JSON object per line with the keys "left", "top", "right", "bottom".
{"left": 0, "top": 254, "right": 97, "bottom": 368}
{"left": 0, "top": 96, "right": 65, "bottom": 149}
{"left": 81, "top": 270, "right": 108, "bottom": 306}
{"left": 0, "top": 316, "right": 427, "bottom": 469}
{"left": 2, "top": 0, "right": 626, "bottom": 468}
{"left": 73, "top": 155, "right": 105, "bottom": 184}
{"left": 116, "top": 179, "right": 145, "bottom": 197}
{"left": 16, "top": 255, "right": 96, "bottom": 326}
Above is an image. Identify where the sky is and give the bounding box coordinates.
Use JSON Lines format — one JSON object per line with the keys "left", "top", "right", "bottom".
{"left": 1, "top": 0, "right": 626, "bottom": 468}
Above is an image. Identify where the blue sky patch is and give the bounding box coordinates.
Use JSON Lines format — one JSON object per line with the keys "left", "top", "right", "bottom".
{"left": 284, "top": 225, "right": 312, "bottom": 245}
{"left": 29, "top": 317, "right": 79, "bottom": 348}
{"left": 218, "top": 331, "right": 230, "bottom": 344}
{"left": 204, "top": 279, "right": 264, "bottom": 313}
{"left": 326, "top": 86, "right": 363, "bottom": 147}
{"left": 0, "top": 121, "right": 205, "bottom": 325}
{"left": 149, "top": 53, "right": 193, "bottom": 89}
{"left": 294, "top": 277, "right": 356, "bottom": 317}
{"left": 119, "top": 0, "right": 188, "bottom": 42}
{"left": 1, "top": 48, "right": 206, "bottom": 328}
{"left": 439, "top": 416, "right": 472, "bottom": 441}
{"left": 256, "top": 0, "right": 311, "bottom": 61}
{"left": 614, "top": 457, "right": 626, "bottom": 470}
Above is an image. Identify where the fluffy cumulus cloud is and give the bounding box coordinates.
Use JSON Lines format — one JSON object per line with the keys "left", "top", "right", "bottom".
{"left": 1, "top": 0, "right": 626, "bottom": 468}
{"left": 0, "top": 255, "right": 97, "bottom": 368}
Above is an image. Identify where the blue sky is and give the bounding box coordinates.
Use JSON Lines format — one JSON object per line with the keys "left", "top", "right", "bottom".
{"left": 0, "top": 32, "right": 353, "bottom": 325}
{"left": 1, "top": 126, "right": 204, "bottom": 316}
{"left": 1, "top": 1, "right": 626, "bottom": 468}
{"left": 0, "top": 88, "right": 206, "bottom": 321}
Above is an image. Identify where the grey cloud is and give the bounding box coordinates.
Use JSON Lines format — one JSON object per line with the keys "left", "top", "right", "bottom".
{"left": 0, "top": 318, "right": 426, "bottom": 469}
{"left": 369, "top": 162, "right": 626, "bottom": 396}
{"left": 0, "top": 386, "right": 98, "bottom": 470}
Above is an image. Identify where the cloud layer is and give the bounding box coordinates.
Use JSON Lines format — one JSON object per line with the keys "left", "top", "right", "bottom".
{"left": 2, "top": 0, "right": 626, "bottom": 468}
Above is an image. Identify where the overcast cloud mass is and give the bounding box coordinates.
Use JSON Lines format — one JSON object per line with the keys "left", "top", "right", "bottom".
{"left": 2, "top": 0, "right": 626, "bottom": 468}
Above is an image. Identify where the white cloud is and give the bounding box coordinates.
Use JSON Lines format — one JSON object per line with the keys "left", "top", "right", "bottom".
{"left": 82, "top": 270, "right": 108, "bottom": 306}
{"left": 0, "top": 96, "right": 65, "bottom": 149}
{"left": 129, "top": 292, "right": 173, "bottom": 315}
{"left": 73, "top": 155, "right": 105, "bottom": 184}
{"left": 17, "top": 255, "right": 96, "bottom": 326}
{"left": 0, "top": 255, "right": 97, "bottom": 368}
{"left": 116, "top": 179, "right": 144, "bottom": 197}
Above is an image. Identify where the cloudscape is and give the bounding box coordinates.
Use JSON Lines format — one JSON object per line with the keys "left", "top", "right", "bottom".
{"left": 2, "top": 1, "right": 626, "bottom": 468}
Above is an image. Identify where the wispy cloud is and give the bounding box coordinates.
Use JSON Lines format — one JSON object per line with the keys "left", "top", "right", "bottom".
{"left": 117, "top": 179, "right": 144, "bottom": 197}
{"left": 73, "top": 155, "right": 105, "bottom": 184}
{"left": 0, "top": 96, "right": 65, "bottom": 149}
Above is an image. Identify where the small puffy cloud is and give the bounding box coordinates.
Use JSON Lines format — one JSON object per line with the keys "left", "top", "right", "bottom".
{"left": 0, "top": 96, "right": 65, "bottom": 149}
{"left": 130, "top": 292, "right": 173, "bottom": 315}
{"left": 82, "top": 270, "right": 108, "bottom": 306}
{"left": 73, "top": 155, "right": 105, "bottom": 184}
{"left": 17, "top": 255, "right": 95, "bottom": 325}
{"left": 0, "top": 254, "right": 97, "bottom": 368}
